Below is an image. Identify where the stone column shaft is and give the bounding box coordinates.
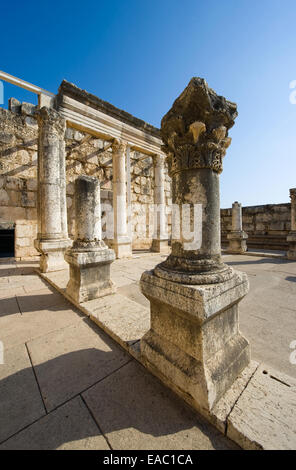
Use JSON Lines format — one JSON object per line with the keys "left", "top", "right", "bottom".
{"left": 111, "top": 139, "right": 132, "bottom": 258}
{"left": 34, "top": 107, "right": 71, "bottom": 272}
{"left": 65, "top": 176, "right": 115, "bottom": 303}
{"left": 152, "top": 154, "right": 168, "bottom": 252}
{"left": 227, "top": 201, "right": 248, "bottom": 254}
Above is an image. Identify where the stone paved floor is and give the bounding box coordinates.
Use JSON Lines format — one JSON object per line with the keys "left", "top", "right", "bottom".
{"left": 0, "top": 256, "right": 237, "bottom": 450}
{"left": 0, "top": 251, "right": 295, "bottom": 449}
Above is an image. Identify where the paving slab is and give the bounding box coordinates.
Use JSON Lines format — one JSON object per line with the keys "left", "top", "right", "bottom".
{"left": 227, "top": 364, "right": 296, "bottom": 450}
{"left": 16, "top": 286, "right": 70, "bottom": 314}
{"left": 27, "top": 320, "right": 131, "bottom": 412}
{"left": 117, "top": 282, "right": 150, "bottom": 308}
{"left": 83, "top": 360, "right": 238, "bottom": 450}
{"left": 0, "top": 306, "right": 83, "bottom": 350}
{"left": 85, "top": 293, "right": 150, "bottom": 349}
{"left": 39, "top": 270, "right": 150, "bottom": 352}
{"left": 0, "top": 343, "right": 45, "bottom": 443}
{"left": 0, "top": 396, "right": 109, "bottom": 450}
{"left": 0, "top": 296, "right": 20, "bottom": 318}
{"left": 0, "top": 286, "right": 25, "bottom": 299}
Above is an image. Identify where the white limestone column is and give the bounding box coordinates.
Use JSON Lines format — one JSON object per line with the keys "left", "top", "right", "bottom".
{"left": 227, "top": 201, "right": 248, "bottom": 253}
{"left": 111, "top": 139, "right": 132, "bottom": 258}
{"left": 232, "top": 201, "right": 243, "bottom": 231}
{"left": 151, "top": 154, "right": 168, "bottom": 252}
{"left": 34, "top": 107, "right": 71, "bottom": 272}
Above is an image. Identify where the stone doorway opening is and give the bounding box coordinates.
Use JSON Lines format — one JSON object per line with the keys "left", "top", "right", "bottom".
{"left": 0, "top": 226, "right": 15, "bottom": 258}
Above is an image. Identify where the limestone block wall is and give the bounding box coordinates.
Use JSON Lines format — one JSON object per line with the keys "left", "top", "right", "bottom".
{"left": 0, "top": 104, "right": 38, "bottom": 258}
{"left": 0, "top": 103, "right": 171, "bottom": 258}
{"left": 130, "top": 151, "right": 171, "bottom": 249}
{"left": 221, "top": 203, "right": 291, "bottom": 250}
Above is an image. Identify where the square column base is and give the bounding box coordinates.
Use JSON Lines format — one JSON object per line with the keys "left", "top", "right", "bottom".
{"left": 34, "top": 238, "right": 72, "bottom": 273}
{"left": 287, "top": 232, "right": 296, "bottom": 260}
{"left": 65, "top": 248, "right": 116, "bottom": 303}
{"left": 226, "top": 231, "right": 248, "bottom": 254}
{"left": 140, "top": 269, "right": 250, "bottom": 417}
{"left": 151, "top": 238, "right": 169, "bottom": 253}
{"left": 111, "top": 236, "right": 132, "bottom": 259}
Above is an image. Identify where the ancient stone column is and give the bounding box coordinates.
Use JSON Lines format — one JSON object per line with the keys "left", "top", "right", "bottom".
{"left": 140, "top": 78, "right": 250, "bottom": 418}
{"left": 151, "top": 154, "right": 168, "bottom": 252}
{"left": 287, "top": 188, "right": 296, "bottom": 260}
{"left": 34, "top": 107, "right": 71, "bottom": 272}
{"left": 227, "top": 201, "right": 248, "bottom": 253}
{"left": 111, "top": 139, "right": 132, "bottom": 258}
{"left": 65, "top": 176, "right": 115, "bottom": 303}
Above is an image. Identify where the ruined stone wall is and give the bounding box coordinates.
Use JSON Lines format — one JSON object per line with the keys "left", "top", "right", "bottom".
{"left": 130, "top": 151, "right": 171, "bottom": 249}
{"left": 221, "top": 203, "right": 291, "bottom": 250}
{"left": 0, "top": 103, "right": 172, "bottom": 258}
{"left": 0, "top": 105, "right": 38, "bottom": 259}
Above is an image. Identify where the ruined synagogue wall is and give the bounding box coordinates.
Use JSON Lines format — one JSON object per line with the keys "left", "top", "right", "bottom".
{"left": 65, "top": 127, "right": 172, "bottom": 248}
{"left": 221, "top": 203, "right": 291, "bottom": 250}
{"left": 0, "top": 103, "right": 172, "bottom": 258}
{"left": 0, "top": 105, "right": 38, "bottom": 258}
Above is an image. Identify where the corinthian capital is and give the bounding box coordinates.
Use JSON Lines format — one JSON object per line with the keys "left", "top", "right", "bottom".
{"left": 161, "top": 77, "right": 237, "bottom": 176}
{"left": 37, "top": 107, "right": 66, "bottom": 137}
{"left": 112, "top": 138, "right": 127, "bottom": 154}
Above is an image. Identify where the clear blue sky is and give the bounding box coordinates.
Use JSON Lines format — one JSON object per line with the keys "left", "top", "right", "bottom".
{"left": 1, "top": 0, "right": 296, "bottom": 208}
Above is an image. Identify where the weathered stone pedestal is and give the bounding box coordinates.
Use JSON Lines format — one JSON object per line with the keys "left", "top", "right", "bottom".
{"left": 34, "top": 107, "right": 71, "bottom": 272}
{"left": 65, "top": 176, "right": 115, "bottom": 303}
{"left": 140, "top": 78, "right": 250, "bottom": 417}
{"left": 151, "top": 154, "right": 168, "bottom": 253}
{"left": 287, "top": 188, "right": 296, "bottom": 260}
{"left": 227, "top": 201, "right": 248, "bottom": 253}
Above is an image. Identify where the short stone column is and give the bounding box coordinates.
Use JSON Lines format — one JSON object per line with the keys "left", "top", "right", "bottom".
{"left": 34, "top": 107, "right": 71, "bottom": 272}
{"left": 151, "top": 154, "right": 168, "bottom": 252}
{"left": 227, "top": 201, "right": 248, "bottom": 253}
{"left": 287, "top": 188, "right": 296, "bottom": 260}
{"left": 65, "top": 176, "right": 115, "bottom": 303}
{"left": 111, "top": 139, "right": 132, "bottom": 258}
{"left": 140, "top": 78, "right": 250, "bottom": 418}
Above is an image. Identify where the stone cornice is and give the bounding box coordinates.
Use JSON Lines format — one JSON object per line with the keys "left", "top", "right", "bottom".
{"left": 57, "top": 80, "right": 160, "bottom": 138}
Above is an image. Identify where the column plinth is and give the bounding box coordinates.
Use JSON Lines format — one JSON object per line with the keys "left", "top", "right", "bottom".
{"left": 227, "top": 201, "right": 248, "bottom": 253}
{"left": 287, "top": 188, "right": 296, "bottom": 260}
{"left": 111, "top": 140, "right": 132, "bottom": 258}
{"left": 65, "top": 176, "right": 115, "bottom": 303}
{"left": 140, "top": 78, "right": 250, "bottom": 416}
{"left": 34, "top": 107, "right": 71, "bottom": 272}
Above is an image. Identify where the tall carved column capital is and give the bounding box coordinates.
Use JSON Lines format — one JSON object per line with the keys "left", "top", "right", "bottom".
{"left": 112, "top": 138, "right": 127, "bottom": 155}
{"left": 36, "top": 107, "right": 66, "bottom": 139}
{"left": 161, "top": 78, "right": 237, "bottom": 176}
